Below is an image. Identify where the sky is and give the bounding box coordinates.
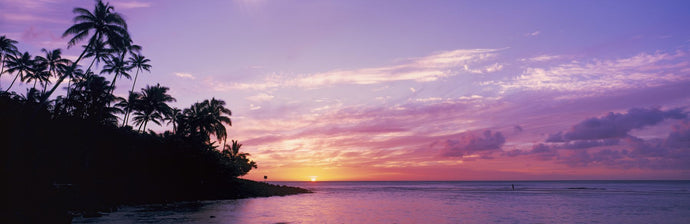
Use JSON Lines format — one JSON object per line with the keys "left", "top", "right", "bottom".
{"left": 2, "top": 0, "right": 690, "bottom": 181}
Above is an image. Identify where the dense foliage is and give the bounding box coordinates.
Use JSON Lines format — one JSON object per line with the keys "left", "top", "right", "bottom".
{"left": 0, "top": 1, "right": 308, "bottom": 222}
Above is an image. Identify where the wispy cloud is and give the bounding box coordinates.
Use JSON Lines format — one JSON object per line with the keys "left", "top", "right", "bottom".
{"left": 520, "top": 54, "right": 564, "bottom": 62}
{"left": 246, "top": 93, "right": 274, "bottom": 102}
{"left": 112, "top": 1, "right": 153, "bottom": 9}
{"left": 174, "top": 72, "right": 196, "bottom": 79}
{"left": 525, "top": 30, "right": 541, "bottom": 37}
{"left": 2, "top": 13, "right": 67, "bottom": 24}
{"left": 489, "top": 51, "right": 690, "bottom": 96}
{"left": 212, "top": 48, "right": 505, "bottom": 91}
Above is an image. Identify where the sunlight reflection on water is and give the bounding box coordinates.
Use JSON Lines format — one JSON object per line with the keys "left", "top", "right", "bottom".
{"left": 74, "top": 181, "right": 690, "bottom": 223}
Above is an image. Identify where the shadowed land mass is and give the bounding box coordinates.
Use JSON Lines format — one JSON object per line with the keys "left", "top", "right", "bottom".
{"left": 0, "top": 1, "right": 309, "bottom": 223}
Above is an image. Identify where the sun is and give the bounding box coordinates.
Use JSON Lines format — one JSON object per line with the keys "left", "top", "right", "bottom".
{"left": 309, "top": 176, "right": 317, "bottom": 182}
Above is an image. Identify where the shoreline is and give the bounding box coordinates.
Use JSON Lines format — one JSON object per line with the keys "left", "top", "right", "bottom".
{"left": 76, "top": 178, "right": 312, "bottom": 218}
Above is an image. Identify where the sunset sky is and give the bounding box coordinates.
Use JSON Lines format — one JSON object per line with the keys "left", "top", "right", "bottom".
{"left": 2, "top": 0, "right": 690, "bottom": 181}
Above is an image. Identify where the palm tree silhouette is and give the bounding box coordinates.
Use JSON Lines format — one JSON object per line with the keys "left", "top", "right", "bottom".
{"left": 122, "top": 53, "right": 150, "bottom": 123}
{"left": 131, "top": 84, "right": 175, "bottom": 132}
{"left": 115, "top": 91, "right": 141, "bottom": 127}
{"left": 44, "top": 0, "right": 130, "bottom": 102}
{"left": 206, "top": 98, "right": 232, "bottom": 148}
{"left": 70, "top": 75, "right": 120, "bottom": 124}
{"left": 127, "top": 53, "right": 151, "bottom": 93}
{"left": 101, "top": 55, "right": 131, "bottom": 95}
{"left": 23, "top": 57, "right": 50, "bottom": 90}
{"left": 222, "top": 140, "right": 257, "bottom": 176}
{"left": 165, "top": 107, "right": 182, "bottom": 134}
{"left": 0, "top": 35, "right": 19, "bottom": 88}
{"left": 224, "top": 140, "right": 243, "bottom": 159}
{"left": 180, "top": 98, "right": 232, "bottom": 146}
{"left": 108, "top": 41, "right": 140, "bottom": 96}
{"left": 36, "top": 49, "right": 71, "bottom": 93}
{"left": 5, "top": 52, "right": 33, "bottom": 92}
{"left": 82, "top": 40, "right": 113, "bottom": 78}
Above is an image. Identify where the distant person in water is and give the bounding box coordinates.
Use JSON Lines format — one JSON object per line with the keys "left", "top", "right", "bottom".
{"left": 512, "top": 184, "right": 515, "bottom": 191}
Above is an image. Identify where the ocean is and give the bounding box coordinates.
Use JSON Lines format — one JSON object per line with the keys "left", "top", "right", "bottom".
{"left": 73, "top": 180, "right": 690, "bottom": 223}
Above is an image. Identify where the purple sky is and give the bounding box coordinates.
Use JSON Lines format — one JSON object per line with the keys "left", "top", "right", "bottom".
{"left": 2, "top": 0, "right": 690, "bottom": 181}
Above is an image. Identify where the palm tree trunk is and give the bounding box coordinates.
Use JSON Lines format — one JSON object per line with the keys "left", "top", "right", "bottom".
{"left": 85, "top": 57, "right": 97, "bottom": 78}
{"left": 0, "top": 55, "right": 5, "bottom": 88}
{"left": 42, "top": 34, "right": 98, "bottom": 103}
{"left": 137, "top": 120, "right": 145, "bottom": 132}
{"left": 43, "top": 81, "right": 48, "bottom": 94}
{"left": 67, "top": 79, "right": 72, "bottom": 96}
{"left": 6, "top": 71, "right": 22, "bottom": 92}
{"left": 130, "top": 68, "right": 140, "bottom": 93}
{"left": 122, "top": 109, "right": 128, "bottom": 127}
{"left": 122, "top": 103, "right": 131, "bottom": 127}
{"left": 109, "top": 74, "right": 118, "bottom": 94}
{"left": 143, "top": 121, "right": 148, "bottom": 132}
{"left": 122, "top": 69, "right": 140, "bottom": 126}
{"left": 108, "top": 51, "right": 128, "bottom": 97}
{"left": 33, "top": 80, "right": 37, "bottom": 89}
{"left": 122, "top": 67, "right": 140, "bottom": 127}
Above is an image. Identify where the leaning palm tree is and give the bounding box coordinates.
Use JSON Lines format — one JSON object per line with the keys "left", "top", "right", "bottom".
{"left": 131, "top": 84, "right": 175, "bottom": 132}
{"left": 4, "top": 52, "right": 33, "bottom": 92}
{"left": 127, "top": 53, "right": 151, "bottom": 93}
{"left": 43, "top": 0, "right": 130, "bottom": 102}
{"left": 36, "top": 49, "right": 70, "bottom": 93}
{"left": 0, "top": 36, "right": 19, "bottom": 87}
{"left": 100, "top": 55, "right": 131, "bottom": 95}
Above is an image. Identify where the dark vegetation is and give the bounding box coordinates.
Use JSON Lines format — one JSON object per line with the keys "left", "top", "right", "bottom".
{"left": 0, "top": 1, "right": 309, "bottom": 223}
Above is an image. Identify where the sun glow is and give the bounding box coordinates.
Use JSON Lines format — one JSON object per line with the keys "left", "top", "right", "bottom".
{"left": 309, "top": 176, "right": 318, "bottom": 182}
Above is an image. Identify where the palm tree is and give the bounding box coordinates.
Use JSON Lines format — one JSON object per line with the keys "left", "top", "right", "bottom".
{"left": 127, "top": 53, "right": 151, "bottom": 93}
{"left": 82, "top": 40, "right": 112, "bottom": 77}
{"left": 64, "top": 65, "right": 84, "bottom": 96}
{"left": 131, "top": 84, "right": 175, "bottom": 132}
{"left": 180, "top": 98, "right": 232, "bottom": 146}
{"left": 221, "top": 139, "right": 257, "bottom": 177}
{"left": 100, "top": 55, "right": 131, "bottom": 95}
{"left": 23, "top": 58, "right": 50, "bottom": 90}
{"left": 0, "top": 36, "right": 19, "bottom": 87}
{"left": 165, "top": 107, "right": 181, "bottom": 134}
{"left": 69, "top": 75, "right": 120, "bottom": 124}
{"left": 37, "top": 49, "right": 70, "bottom": 93}
{"left": 4, "top": 52, "right": 33, "bottom": 92}
{"left": 115, "top": 91, "right": 141, "bottom": 127}
{"left": 44, "top": 0, "right": 130, "bottom": 102}
{"left": 223, "top": 140, "right": 243, "bottom": 159}
{"left": 206, "top": 98, "right": 232, "bottom": 148}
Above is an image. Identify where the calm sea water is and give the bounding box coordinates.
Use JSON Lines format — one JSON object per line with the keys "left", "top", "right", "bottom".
{"left": 74, "top": 180, "right": 690, "bottom": 223}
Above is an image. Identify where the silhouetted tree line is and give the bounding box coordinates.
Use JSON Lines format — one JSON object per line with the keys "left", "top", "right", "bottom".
{"left": 0, "top": 1, "right": 308, "bottom": 223}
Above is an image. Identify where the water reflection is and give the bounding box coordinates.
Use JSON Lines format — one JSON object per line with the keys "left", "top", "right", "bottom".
{"left": 74, "top": 181, "right": 690, "bottom": 223}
